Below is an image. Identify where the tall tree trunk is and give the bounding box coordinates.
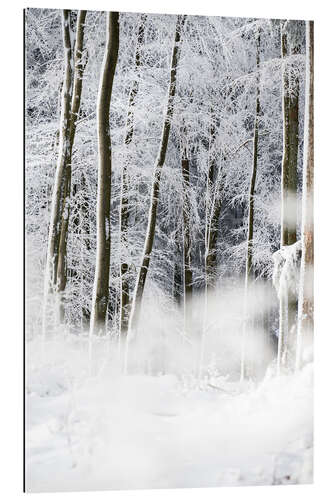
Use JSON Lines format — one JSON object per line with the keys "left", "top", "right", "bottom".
{"left": 278, "top": 21, "right": 301, "bottom": 371}
{"left": 205, "top": 201, "right": 222, "bottom": 288}
{"left": 129, "top": 15, "right": 186, "bottom": 332}
{"left": 281, "top": 24, "right": 291, "bottom": 248}
{"left": 240, "top": 29, "right": 261, "bottom": 381}
{"left": 205, "top": 116, "right": 221, "bottom": 289}
{"left": 281, "top": 21, "right": 300, "bottom": 247}
{"left": 181, "top": 133, "right": 193, "bottom": 333}
{"left": 90, "top": 12, "right": 120, "bottom": 335}
{"left": 205, "top": 155, "right": 224, "bottom": 288}
{"left": 173, "top": 233, "right": 183, "bottom": 306}
{"left": 296, "top": 21, "right": 314, "bottom": 370}
{"left": 42, "top": 10, "right": 73, "bottom": 335}
{"left": 56, "top": 10, "right": 88, "bottom": 321}
{"left": 119, "top": 14, "right": 146, "bottom": 337}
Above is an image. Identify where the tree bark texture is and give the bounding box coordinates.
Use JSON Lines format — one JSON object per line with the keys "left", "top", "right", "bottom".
{"left": 90, "top": 12, "right": 120, "bottom": 335}
{"left": 279, "top": 21, "right": 301, "bottom": 371}
{"left": 281, "top": 21, "right": 300, "bottom": 247}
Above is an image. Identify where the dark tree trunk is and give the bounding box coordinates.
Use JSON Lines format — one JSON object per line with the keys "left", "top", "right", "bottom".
{"left": 246, "top": 32, "right": 261, "bottom": 283}
{"left": 281, "top": 21, "right": 300, "bottom": 247}
{"left": 279, "top": 20, "right": 301, "bottom": 370}
{"left": 90, "top": 12, "right": 119, "bottom": 335}
{"left": 129, "top": 15, "right": 186, "bottom": 332}
{"left": 173, "top": 229, "right": 182, "bottom": 306}
{"left": 205, "top": 148, "right": 223, "bottom": 289}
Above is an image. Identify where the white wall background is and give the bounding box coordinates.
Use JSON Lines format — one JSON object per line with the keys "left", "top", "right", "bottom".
{"left": 0, "top": 0, "right": 332, "bottom": 499}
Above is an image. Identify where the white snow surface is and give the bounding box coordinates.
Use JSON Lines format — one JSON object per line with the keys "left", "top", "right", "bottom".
{"left": 25, "top": 336, "right": 313, "bottom": 492}
{"left": 272, "top": 240, "right": 302, "bottom": 300}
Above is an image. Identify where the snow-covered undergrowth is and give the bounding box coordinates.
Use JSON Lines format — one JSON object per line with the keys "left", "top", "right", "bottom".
{"left": 25, "top": 334, "right": 313, "bottom": 492}
{"left": 272, "top": 240, "right": 302, "bottom": 301}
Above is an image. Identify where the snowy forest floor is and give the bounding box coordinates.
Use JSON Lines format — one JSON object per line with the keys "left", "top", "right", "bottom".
{"left": 25, "top": 335, "right": 313, "bottom": 492}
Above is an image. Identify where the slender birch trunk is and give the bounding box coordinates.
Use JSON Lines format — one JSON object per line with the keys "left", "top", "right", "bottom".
{"left": 240, "top": 29, "right": 261, "bottom": 381}
{"left": 296, "top": 21, "right": 314, "bottom": 370}
{"left": 56, "top": 10, "right": 88, "bottom": 321}
{"left": 128, "top": 15, "right": 186, "bottom": 332}
{"left": 90, "top": 12, "right": 120, "bottom": 335}
{"left": 42, "top": 10, "right": 73, "bottom": 335}
{"left": 119, "top": 15, "right": 146, "bottom": 337}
